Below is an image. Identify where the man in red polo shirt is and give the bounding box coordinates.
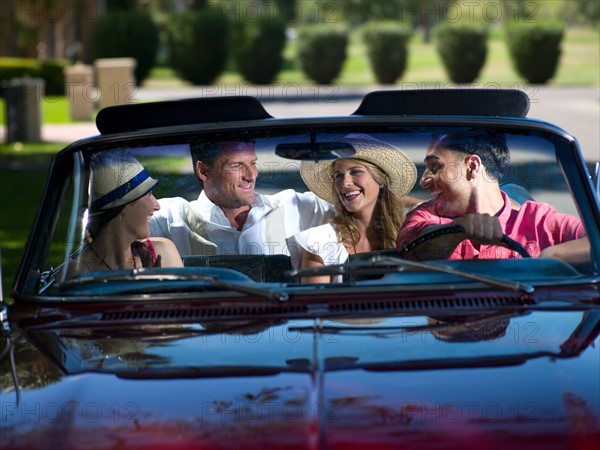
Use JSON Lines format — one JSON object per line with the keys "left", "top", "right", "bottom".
{"left": 396, "top": 129, "right": 589, "bottom": 263}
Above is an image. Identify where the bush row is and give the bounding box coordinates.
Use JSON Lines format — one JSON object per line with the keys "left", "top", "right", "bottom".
{"left": 434, "top": 20, "right": 564, "bottom": 84}
{"left": 165, "top": 11, "right": 565, "bottom": 86}
{"left": 1, "top": 15, "right": 566, "bottom": 93}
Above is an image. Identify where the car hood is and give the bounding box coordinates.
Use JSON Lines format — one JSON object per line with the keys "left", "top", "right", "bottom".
{"left": 2, "top": 309, "right": 599, "bottom": 449}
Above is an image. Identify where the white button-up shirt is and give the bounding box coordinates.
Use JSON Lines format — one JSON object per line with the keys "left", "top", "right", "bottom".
{"left": 150, "top": 190, "right": 334, "bottom": 256}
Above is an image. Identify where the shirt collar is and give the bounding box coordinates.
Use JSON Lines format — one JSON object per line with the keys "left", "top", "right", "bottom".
{"left": 197, "top": 191, "right": 273, "bottom": 227}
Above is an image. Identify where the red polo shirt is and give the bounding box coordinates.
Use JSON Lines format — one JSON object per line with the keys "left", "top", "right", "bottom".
{"left": 397, "top": 192, "right": 587, "bottom": 259}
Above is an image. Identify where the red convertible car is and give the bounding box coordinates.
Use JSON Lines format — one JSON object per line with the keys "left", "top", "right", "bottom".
{"left": 1, "top": 89, "right": 599, "bottom": 449}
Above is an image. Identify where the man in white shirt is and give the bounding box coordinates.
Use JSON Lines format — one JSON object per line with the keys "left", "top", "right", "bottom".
{"left": 149, "top": 140, "right": 335, "bottom": 256}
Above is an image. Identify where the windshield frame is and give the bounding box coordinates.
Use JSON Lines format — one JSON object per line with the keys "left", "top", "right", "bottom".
{"left": 12, "top": 115, "right": 600, "bottom": 302}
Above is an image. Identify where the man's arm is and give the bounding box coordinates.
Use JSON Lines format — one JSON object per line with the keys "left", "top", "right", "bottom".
{"left": 295, "top": 191, "right": 335, "bottom": 229}
{"left": 540, "top": 237, "right": 590, "bottom": 265}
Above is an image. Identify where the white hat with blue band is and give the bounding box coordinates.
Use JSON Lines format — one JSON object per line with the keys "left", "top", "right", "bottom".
{"left": 89, "top": 150, "right": 158, "bottom": 212}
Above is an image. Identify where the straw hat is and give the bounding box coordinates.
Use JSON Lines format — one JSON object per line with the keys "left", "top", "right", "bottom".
{"left": 300, "top": 134, "right": 417, "bottom": 205}
{"left": 89, "top": 150, "right": 158, "bottom": 212}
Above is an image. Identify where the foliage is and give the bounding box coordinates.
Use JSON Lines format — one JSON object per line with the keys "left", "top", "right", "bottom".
{"left": 505, "top": 21, "right": 565, "bottom": 84}
{"left": 0, "top": 151, "right": 54, "bottom": 302}
{"left": 502, "top": 0, "right": 541, "bottom": 22}
{"left": 296, "top": 24, "right": 349, "bottom": 84}
{"left": 564, "top": 0, "right": 600, "bottom": 26}
{"left": 433, "top": 21, "right": 489, "bottom": 83}
{"left": 337, "top": 0, "right": 452, "bottom": 42}
{"left": 105, "top": 0, "right": 139, "bottom": 10}
{"left": 273, "top": 0, "right": 299, "bottom": 21}
{"left": 0, "top": 57, "right": 39, "bottom": 80}
{"left": 362, "top": 21, "right": 412, "bottom": 84}
{"left": 340, "top": 0, "right": 406, "bottom": 25}
{"left": 0, "top": 57, "right": 67, "bottom": 96}
{"left": 167, "top": 9, "right": 229, "bottom": 85}
{"left": 216, "top": 0, "right": 298, "bottom": 21}
{"left": 39, "top": 60, "right": 69, "bottom": 96}
{"left": 575, "top": 0, "right": 600, "bottom": 23}
{"left": 230, "top": 15, "right": 287, "bottom": 84}
{"left": 92, "top": 10, "right": 159, "bottom": 84}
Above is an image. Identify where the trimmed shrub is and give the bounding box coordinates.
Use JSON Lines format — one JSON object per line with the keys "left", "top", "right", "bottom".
{"left": 362, "top": 21, "right": 412, "bottom": 84}
{"left": 167, "top": 9, "right": 228, "bottom": 85}
{"left": 92, "top": 10, "right": 159, "bottom": 85}
{"left": 297, "top": 24, "right": 348, "bottom": 84}
{"left": 39, "top": 59, "right": 69, "bottom": 95}
{"left": 433, "top": 22, "right": 489, "bottom": 84}
{"left": 0, "top": 57, "right": 67, "bottom": 95}
{"left": 0, "top": 58, "right": 39, "bottom": 81}
{"left": 506, "top": 21, "right": 564, "bottom": 84}
{"left": 230, "top": 15, "right": 287, "bottom": 84}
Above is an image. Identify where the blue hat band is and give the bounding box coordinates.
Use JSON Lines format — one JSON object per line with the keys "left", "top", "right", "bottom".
{"left": 92, "top": 169, "right": 150, "bottom": 210}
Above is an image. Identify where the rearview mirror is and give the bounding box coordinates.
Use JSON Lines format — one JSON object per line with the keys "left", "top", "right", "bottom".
{"left": 275, "top": 142, "right": 355, "bottom": 160}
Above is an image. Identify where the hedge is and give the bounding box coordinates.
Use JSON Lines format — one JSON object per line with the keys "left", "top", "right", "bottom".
{"left": 230, "top": 15, "right": 287, "bottom": 84}
{"left": 296, "top": 24, "right": 349, "bottom": 84}
{"left": 362, "top": 21, "right": 412, "bottom": 85}
{"left": 0, "top": 57, "right": 68, "bottom": 95}
{"left": 167, "top": 9, "right": 229, "bottom": 85}
{"left": 92, "top": 10, "right": 159, "bottom": 85}
{"left": 433, "top": 22, "right": 489, "bottom": 84}
{"left": 506, "top": 21, "right": 565, "bottom": 84}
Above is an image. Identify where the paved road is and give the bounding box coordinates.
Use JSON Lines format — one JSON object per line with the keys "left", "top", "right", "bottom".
{"left": 2, "top": 86, "right": 598, "bottom": 162}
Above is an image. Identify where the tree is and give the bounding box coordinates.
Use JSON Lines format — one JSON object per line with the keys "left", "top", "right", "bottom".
{"left": 337, "top": 0, "right": 452, "bottom": 42}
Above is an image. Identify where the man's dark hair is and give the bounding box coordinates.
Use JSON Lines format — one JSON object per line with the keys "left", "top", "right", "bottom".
{"left": 433, "top": 129, "right": 510, "bottom": 181}
{"left": 190, "top": 141, "right": 227, "bottom": 189}
{"left": 189, "top": 140, "right": 255, "bottom": 189}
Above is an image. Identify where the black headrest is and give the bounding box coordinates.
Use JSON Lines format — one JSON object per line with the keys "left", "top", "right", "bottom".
{"left": 353, "top": 89, "right": 530, "bottom": 117}
{"left": 96, "top": 96, "right": 272, "bottom": 134}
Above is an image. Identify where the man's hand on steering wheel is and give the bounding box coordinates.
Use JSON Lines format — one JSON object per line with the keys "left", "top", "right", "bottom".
{"left": 453, "top": 213, "right": 505, "bottom": 247}
{"left": 397, "top": 213, "right": 531, "bottom": 259}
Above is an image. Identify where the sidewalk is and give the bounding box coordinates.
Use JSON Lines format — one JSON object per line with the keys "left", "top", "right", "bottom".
{"left": 2, "top": 86, "right": 598, "bottom": 161}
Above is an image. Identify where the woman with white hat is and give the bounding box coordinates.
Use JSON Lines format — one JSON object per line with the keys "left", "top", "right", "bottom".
{"left": 288, "top": 134, "right": 417, "bottom": 283}
{"left": 67, "top": 150, "right": 182, "bottom": 277}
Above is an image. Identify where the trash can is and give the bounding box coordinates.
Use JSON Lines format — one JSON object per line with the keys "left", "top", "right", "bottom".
{"left": 0, "top": 77, "right": 45, "bottom": 143}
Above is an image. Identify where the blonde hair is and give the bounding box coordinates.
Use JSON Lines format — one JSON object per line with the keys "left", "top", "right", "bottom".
{"left": 330, "top": 158, "right": 405, "bottom": 250}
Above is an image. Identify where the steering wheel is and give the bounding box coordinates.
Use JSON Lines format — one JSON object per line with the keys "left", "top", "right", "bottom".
{"left": 397, "top": 224, "right": 531, "bottom": 259}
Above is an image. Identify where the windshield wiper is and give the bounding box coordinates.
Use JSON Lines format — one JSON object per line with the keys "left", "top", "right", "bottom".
{"left": 291, "top": 256, "right": 535, "bottom": 295}
{"left": 58, "top": 269, "right": 290, "bottom": 302}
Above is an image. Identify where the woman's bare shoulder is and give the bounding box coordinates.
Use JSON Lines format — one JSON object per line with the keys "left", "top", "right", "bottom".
{"left": 147, "top": 236, "right": 178, "bottom": 249}
{"left": 146, "top": 237, "right": 183, "bottom": 267}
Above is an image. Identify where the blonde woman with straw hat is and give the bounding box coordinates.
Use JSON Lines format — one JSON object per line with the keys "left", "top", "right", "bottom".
{"left": 66, "top": 150, "right": 183, "bottom": 277}
{"left": 287, "top": 134, "right": 417, "bottom": 283}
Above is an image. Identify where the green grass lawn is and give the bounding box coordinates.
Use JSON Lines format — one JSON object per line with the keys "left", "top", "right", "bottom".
{"left": 0, "top": 150, "right": 55, "bottom": 301}
{"left": 0, "top": 96, "right": 86, "bottom": 125}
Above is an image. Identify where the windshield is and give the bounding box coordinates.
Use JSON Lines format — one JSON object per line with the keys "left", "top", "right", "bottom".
{"left": 18, "top": 122, "right": 599, "bottom": 299}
